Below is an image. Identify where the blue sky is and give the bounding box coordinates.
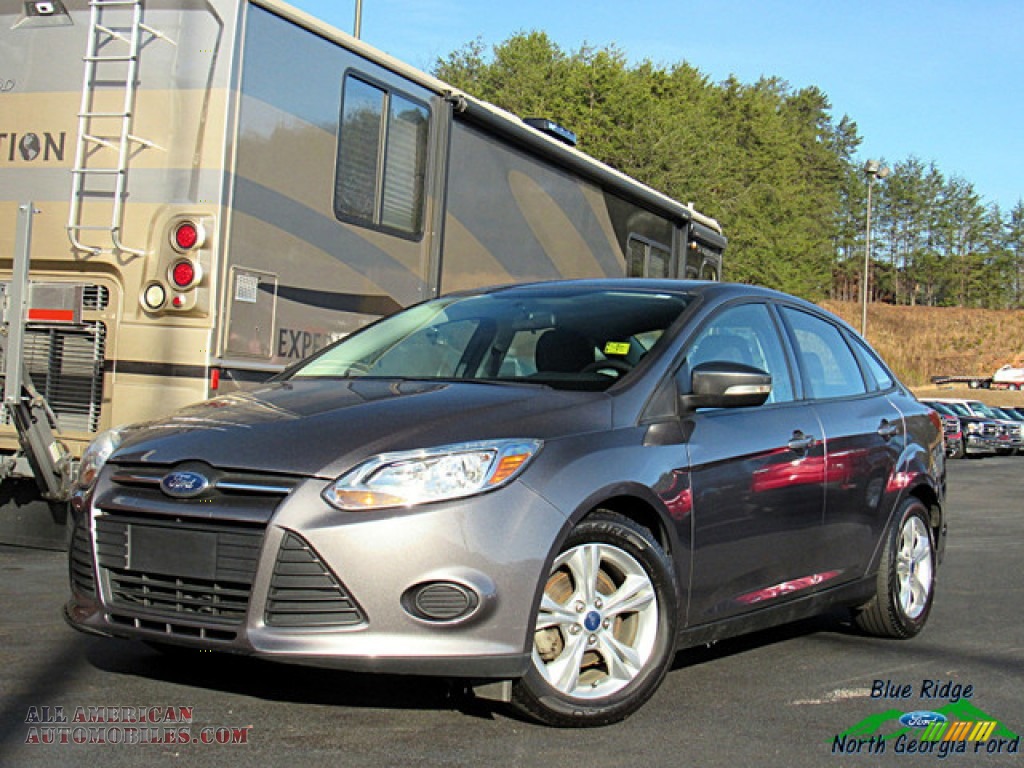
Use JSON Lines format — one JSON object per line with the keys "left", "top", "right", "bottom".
{"left": 290, "top": 0, "right": 1023, "bottom": 212}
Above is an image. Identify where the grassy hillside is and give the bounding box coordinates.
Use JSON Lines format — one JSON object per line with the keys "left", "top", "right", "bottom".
{"left": 821, "top": 301, "right": 1024, "bottom": 392}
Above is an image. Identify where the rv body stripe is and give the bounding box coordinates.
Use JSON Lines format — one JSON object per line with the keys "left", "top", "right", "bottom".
{"left": 107, "top": 360, "right": 281, "bottom": 384}
{"left": 262, "top": 283, "right": 402, "bottom": 317}
{"left": 232, "top": 176, "right": 427, "bottom": 302}
{"left": 107, "top": 361, "right": 209, "bottom": 379}
{"left": 0, "top": 167, "right": 226, "bottom": 207}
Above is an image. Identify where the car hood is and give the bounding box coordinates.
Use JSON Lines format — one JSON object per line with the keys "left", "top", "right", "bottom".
{"left": 112, "top": 379, "right": 612, "bottom": 478}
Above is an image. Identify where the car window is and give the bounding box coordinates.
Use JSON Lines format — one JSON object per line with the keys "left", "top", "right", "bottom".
{"left": 780, "top": 307, "right": 867, "bottom": 400}
{"left": 290, "top": 288, "right": 693, "bottom": 391}
{"left": 925, "top": 401, "right": 954, "bottom": 417}
{"left": 369, "top": 318, "right": 481, "bottom": 377}
{"left": 944, "top": 402, "right": 971, "bottom": 418}
{"left": 850, "top": 334, "right": 896, "bottom": 390}
{"left": 683, "top": 303, "right": 794, "bottom": 404}
{"left": 967, "top": 401, "right": 1001, "bottom": 418}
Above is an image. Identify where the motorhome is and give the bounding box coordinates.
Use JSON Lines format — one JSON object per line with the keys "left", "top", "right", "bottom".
{"left": 0, "top": 0, "right": 725, "bottom": 545}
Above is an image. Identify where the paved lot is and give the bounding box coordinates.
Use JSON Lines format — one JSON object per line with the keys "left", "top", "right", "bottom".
{"left": 1, "top": 457, "right": 1022, "bottom": 767}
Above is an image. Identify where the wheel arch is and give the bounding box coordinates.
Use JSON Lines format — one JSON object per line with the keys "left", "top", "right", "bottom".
{"left": 521, "top": 485, "right": 683, "bottom": 656}
{"left": 907, "top": 481, "right": 946, "bottom": 564}
{"left": 568, "top": 485, "right": 678, "bottom": 558}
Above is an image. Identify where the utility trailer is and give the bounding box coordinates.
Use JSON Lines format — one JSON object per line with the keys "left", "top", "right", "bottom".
{"left": 930, "top": 366, "right": 1024, "bottom": 391}
{"left": 0, "top": 0, "right": 725, "bottom": 547}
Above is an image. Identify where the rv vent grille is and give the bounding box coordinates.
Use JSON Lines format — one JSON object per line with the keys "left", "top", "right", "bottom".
{"left": 1, "top": 322, "right": 106, "bottom": 433}
{"left": 83, "top": 285, "right": 110, "bottom": 311}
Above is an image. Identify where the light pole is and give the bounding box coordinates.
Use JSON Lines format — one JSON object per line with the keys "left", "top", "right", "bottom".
{"left": 354, "top": 0, "right": 363, "bottom": 38}
{"left": 861, "top": 159, "right": 889, "bottom": 337}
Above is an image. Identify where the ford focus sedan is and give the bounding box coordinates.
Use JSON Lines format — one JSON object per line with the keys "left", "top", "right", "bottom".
{"left": 66, "top": 280, "right": 946, "bottom": 727}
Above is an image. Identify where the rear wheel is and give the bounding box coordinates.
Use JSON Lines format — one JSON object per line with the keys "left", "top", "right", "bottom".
{"left": 855, "top": 498, "right": 936, "bottom": 638}
{"left": 511, "top": 511, "right": 678, "bottom": 727}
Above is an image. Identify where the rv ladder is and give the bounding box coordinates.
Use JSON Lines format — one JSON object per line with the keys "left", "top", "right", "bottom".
{"left": 66, "top": 0, "right": 176, "bottom": 257}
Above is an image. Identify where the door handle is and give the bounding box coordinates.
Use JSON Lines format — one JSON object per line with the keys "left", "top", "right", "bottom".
{"left": 878, "top": 420, "right": 899, "bottom": 440}
{"left": 788, "top": 431, "right": 814, "bottom": 453}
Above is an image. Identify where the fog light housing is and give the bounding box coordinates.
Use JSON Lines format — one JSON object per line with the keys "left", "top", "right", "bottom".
{"left": 401, "top": 581, "right": 480, "bottom": 623}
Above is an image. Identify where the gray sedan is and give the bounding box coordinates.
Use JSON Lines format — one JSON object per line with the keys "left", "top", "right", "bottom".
{"left": 66, "top": 279, "right": 946, "bottom": 726}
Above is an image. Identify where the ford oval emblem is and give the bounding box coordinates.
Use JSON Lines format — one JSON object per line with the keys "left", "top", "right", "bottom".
{"left": 899, "top": 711, "right": 948, "bottom": 729}
{"left": 160, "top": 470, "right": 211, "bottom": 499}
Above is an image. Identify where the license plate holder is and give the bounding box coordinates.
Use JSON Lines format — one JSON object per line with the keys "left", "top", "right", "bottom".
{"left": 129, "top": 526, "right": 217, "bottom": 580}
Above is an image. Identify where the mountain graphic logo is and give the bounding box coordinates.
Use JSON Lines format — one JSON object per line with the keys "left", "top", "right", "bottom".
{"left": 836, "top": 700, "right": 1019, "bottom": 743}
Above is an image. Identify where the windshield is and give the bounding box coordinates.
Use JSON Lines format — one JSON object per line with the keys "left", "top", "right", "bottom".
{"left": 289, "top": 288, "right": 693, "bottom": 390}
{"left": 968, "top": 401, "right": 1001, "bottom": 418}
{"left": 943, "top": 402, "right": 972, "bottom": 418}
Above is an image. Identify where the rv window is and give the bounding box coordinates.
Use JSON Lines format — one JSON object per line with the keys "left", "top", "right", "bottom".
{"left": 627, "top": 236, "right": 671, "bottom": 279}
{"left": 335, "top": 74, "right": 429, "bottom": 236}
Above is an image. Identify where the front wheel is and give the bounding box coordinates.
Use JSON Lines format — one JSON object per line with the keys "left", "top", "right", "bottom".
{"left": 510, "top": 511, "right": 678, "bottom": 727}
{"left": 855, "top": 498, "right": 936, "bottom": 638}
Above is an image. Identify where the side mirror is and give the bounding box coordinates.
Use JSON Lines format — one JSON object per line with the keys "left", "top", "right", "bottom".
{"left": 680, "top": 361, "right": 772, "bottom": 411}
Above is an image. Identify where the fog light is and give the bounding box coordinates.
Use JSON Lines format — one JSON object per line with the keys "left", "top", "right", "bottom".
{"left": 402, "top": 581, "right": 480, "bottom": 623}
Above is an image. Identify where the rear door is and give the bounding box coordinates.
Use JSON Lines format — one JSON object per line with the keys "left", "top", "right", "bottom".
{"left": 778, "top": 307, "right": 903, "bottom": 582}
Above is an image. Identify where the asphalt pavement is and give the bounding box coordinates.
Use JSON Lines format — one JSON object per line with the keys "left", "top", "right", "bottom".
{"left": 1, "top": 457, "right": 1021, "bottom": 767}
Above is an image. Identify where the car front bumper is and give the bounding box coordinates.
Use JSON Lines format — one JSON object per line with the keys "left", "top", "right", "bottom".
{"left": 964, "top": 435, "right": 1002, "bottom": 455}
{"left": 65, "top": 476, "right": 569, "bottom": 678}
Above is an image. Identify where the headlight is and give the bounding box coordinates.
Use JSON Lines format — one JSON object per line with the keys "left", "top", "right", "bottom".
{"left": 75, "top": 428, "right": 123, "bottom": 491}
{"left": 323, "top": 439, "right": 542, "bottom": 511}
{"left": 965, "top": 423, "right": 981, "bottom": 434}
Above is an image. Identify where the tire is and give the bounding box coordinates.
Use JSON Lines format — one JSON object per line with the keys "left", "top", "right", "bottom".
{"left": 855, "top": 498, "right": 936, "bottom": 638}
{"left": 510, "top": 510, "right": 678, "bottom": 727}
{"left": 947, "top": 442, "right": 965, "bottom": 460}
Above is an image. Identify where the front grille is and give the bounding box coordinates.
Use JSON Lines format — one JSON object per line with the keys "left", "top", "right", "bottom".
{"left": 265, "top": 532, "right": 366, "bottom": 628}
{"left": 1000, "top": 423, "right": 1022, "bottom": 440}
{"left": 0, "top": 322, "right": 106, "bottom": 433}
{"left": 108, "top": 613, "right": 237, "bottom": 642}
{"left": 104, "top": 463, "right": 297, "bottom": 525}
{"left": 95, "top": 514, "right": 265, "bottom": 630}
{"left": 69, "top": 515, "right": 96, "bottom": 596}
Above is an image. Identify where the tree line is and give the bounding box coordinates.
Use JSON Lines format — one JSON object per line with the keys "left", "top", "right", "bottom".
{"left": 434, "top": 33, "right": 1024, "bottom": 308}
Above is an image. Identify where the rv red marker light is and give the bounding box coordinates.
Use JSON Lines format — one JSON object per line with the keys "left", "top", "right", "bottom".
{"left": 173, "top": 221, "right": 200, "bottom": 250}
{"left": 171, "top": 259, "right": 197, "bottom": 288}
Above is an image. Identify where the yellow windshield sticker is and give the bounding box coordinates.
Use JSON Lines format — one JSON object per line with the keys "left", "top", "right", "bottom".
{"left": 604, "top": 341, "right": 630, "bottom": 356}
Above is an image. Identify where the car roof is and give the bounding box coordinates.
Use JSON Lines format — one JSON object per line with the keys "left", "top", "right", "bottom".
{"left": 459, "top": 279, "right": 845, "bottom": 325}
